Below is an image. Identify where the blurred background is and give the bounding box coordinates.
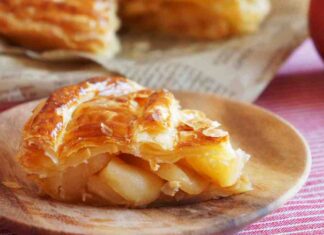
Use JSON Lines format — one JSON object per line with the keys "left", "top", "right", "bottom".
{"left": 0, "top": 0, "right": 323, "bottom": 234}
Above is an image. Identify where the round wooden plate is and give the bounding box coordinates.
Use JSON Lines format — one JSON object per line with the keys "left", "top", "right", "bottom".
{"left": 0, "top": 92, "right": 311, "bottom": 235}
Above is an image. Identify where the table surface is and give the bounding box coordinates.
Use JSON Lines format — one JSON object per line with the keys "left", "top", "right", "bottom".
{"left": 1, "top": 39, "right": 323, "bottom": 235}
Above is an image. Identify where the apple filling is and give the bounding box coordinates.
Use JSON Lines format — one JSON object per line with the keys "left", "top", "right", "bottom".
{"left": 35, "top": 141, "right": 251, "bottom": 207}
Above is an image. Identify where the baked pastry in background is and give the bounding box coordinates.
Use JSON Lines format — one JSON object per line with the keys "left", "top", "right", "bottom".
{"left": 17, "top": 76, "right": 252, "bottom": 207}
{"left": 0, "top": 0, "right": 270, "bottom": 56}
{"left": 119, "top": 0, "right": 271, "bottom": 39}
{"left": 0, "top": 0, "right": 120, "bottom": 57}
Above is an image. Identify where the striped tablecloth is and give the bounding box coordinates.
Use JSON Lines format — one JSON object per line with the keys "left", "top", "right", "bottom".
{"left": 1, "top": 39, "right": 323, "bottom": 234}
{"left": 239, "top": 40, "right": 324, "bottom": 234}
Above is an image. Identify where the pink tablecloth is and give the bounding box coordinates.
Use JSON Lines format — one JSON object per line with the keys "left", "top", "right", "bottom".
{"left": 1, "top": 39, "right": 323, "bottom": 235}
{"left": 239, "top": 40, "right": 324, "bottom": 234}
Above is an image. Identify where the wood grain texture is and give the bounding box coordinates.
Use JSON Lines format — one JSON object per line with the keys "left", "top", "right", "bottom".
{"left": 0, "top": 92, "right": 311, "bottom": 235}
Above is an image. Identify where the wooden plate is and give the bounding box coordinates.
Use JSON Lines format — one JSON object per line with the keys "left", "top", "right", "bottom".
{"left": 0, "top": 92, "right": 311, "bottom": 235}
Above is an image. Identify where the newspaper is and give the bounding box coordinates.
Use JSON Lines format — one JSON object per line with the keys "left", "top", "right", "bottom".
{"left": 0, "top": 0, "right": 308, "bottom": 103}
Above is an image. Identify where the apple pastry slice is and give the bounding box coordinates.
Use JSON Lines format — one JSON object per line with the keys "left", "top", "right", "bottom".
{"left": 0, "top": 0, "right": 119, "bottom": 57}
{"left": 17, "top": 75, "right": 252, "bottom": 207}
{"left": 119, "top": 0, "right": 270, "bottom": 40}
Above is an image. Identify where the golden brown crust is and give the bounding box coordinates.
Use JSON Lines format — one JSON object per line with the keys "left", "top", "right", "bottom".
{"left": 0, "top": 0, "right": 119, "bottom": 56}
{"left": 19, "top": 76, "right": 143, "bottom": 175}
{"left": 25, "top": 76, "right": 137, "bottom": 145}
{"left": 119, "top": 0, "right": 271, "bottom": 39}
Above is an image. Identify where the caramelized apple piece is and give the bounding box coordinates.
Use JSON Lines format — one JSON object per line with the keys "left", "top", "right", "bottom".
{"left": 208, "top": 175, "right": 253, "bottom": 197}
{"left": 186, "top": 143, "right": 249, "bottom": 187}
{"left": 37, "top": 154, "right": 110, "bottom": 201}
{"left": 87, "top": 175, "right": 127, "bottom": 205}
{"left": 38, "top": 163, "right": 89, "bottom": 201}
{"left": 87, "top": 153, "right": 111, "bottom": 175}
{"left": 99, "top": 157, "right": 164, "bottom": 206}
{"left": 156, "top": 163, "right": 208, "bottom": 195}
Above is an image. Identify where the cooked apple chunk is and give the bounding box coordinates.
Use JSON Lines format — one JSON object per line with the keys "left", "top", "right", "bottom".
{"left": 186, "top": 143, "right": 250, "bottom": 187}
{"left": 98, "top": 157, "right": 164, "bottom": 206}
{"left": 87, "top": 174, "right": 127, "bottom": 205}
{"left": 156, "top": 163, "right": 208, "bottom": 195}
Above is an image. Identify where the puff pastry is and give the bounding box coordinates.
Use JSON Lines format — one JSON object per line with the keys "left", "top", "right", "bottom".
{"left": 0, "top": 0, "right": 120, "bottom": 57}
{"left": 119, "top": 0, "right": 271, "bottom": 39}
{"left": 0, "top": 0, "right": 270, "bottom": 55}
{"left": 17, "top": 76, "right": 252, "bottom": 207}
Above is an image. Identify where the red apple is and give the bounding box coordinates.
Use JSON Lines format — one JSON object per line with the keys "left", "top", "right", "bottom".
{"left": 309, "top": 0, "right": 324, "bottom": 60}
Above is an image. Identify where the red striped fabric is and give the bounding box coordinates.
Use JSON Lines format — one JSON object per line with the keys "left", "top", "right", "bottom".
{"left": 1, "top": 40, "right": 323, "bottom": 234}
{"left": 240, "top": 40, "right": 324, "bottom": 234}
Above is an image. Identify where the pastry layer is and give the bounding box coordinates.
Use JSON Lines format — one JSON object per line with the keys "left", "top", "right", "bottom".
{"left": 0, "top": 0, "right": 120, "bottom": 56}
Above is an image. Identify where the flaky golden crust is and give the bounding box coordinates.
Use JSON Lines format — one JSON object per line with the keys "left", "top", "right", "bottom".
{"left": 0, "top": 0, "right": 119, "bottom": 56}
{"left": 0, "top": 0, "right": 270, "bottom": 56}
{"left": 17, "top": 76, "right": 251, "bottom": 207}
{"left": 19, "top": 76, "right": 143, "bottom": 175}
{"left": 119, "top": 0, "right": 271, "bottom": 39}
